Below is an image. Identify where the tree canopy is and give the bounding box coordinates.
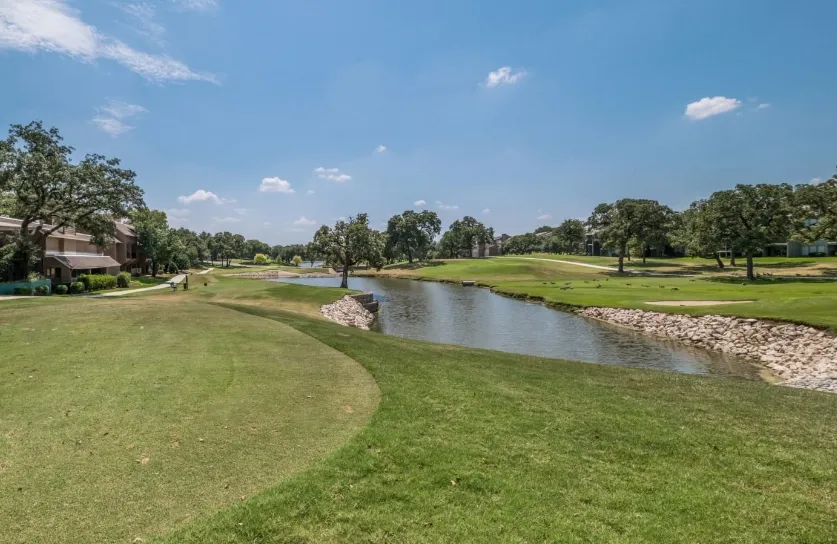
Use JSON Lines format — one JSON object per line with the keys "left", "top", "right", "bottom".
{"left": 313, "top": 213, "right": 385, "bottom": 288}
{"left": 587, "top": 199, "right": 671, "bottom": 272}
{"left": 386, "top": 210, "right": 441, "bottom": 263}
{"left": 0, "top": 122, "right": 145, "bottom": 278}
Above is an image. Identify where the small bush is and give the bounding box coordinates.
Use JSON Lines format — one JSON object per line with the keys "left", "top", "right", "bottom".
{"left": 69, "top": 281, "right": 85, "bottom": 294}
{"left": 79, "top": 274, "right": 117, "bottom": 291}
{"left": 13, "top": 286, "right": 34, "bottom": 296}
{"left": 253, "top": 253, "right": 270, "bottom": 265}
{"left": 116, "top": 271, "right": 131, "bottom": 288}
{"left": 292, "top": 255, "right": 303, "bottom": 267}
{"left": 34, "top": 285, "right": 49, "bottom": 296}
{"left": 54, "top": 284, "right": 68, "bottom": 295}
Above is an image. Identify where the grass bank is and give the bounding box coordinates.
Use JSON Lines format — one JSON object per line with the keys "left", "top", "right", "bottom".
{"left": 163, "top": 302, "right": 837, "bottom": 543}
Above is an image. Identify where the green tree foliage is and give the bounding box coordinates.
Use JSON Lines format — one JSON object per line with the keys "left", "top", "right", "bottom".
{"left": 386, "top": 210, "right": 442, "bottom": 263}
{"left": 587, "top": 199, "right": 671, "bottom": 272}
{"left": 446, "top": 216, "right": 494, "bottom": 257}
{"left": 245, "top": 239, "right": 272, "bottom": 260}
{"left": 128, "top": 209, "right": 170, "bottom": 276}
{"left": 304, "top": 242, "right": 321, "bottom": 267}
{"left": 702, "top": 184, "right": 795, "bottom": 279}
{"left": 795, "top": 171, "right": 837, "bottom": 243}
{"left": 314, "top": 213, "right": 385, "bottom": 288}
{"left": 551, "top": 219, "right": 586, "bottom": 254}
{"left": 502, "top": 233, "right": 540, "bottom": 255}
{"left": 292, "top": 255, "right": 302, "bottom": 267}
{"left": 253, "top": 253, "right": 270, "bottom": 265}
{"left": 533, "top": 225, "right": 554, "bottom": 234}
{"left": 0, "top": 121, "right": 144, "bottom": 279}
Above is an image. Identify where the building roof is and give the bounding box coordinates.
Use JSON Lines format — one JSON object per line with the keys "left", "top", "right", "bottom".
{"left": 114, "top": 222, "right": 136, "bottom": 237}
{"left": 45, "top": 255, "right": 121, "bottom": 270}
{"left": 0, "top": 216, "right": 123, "bottom": 243}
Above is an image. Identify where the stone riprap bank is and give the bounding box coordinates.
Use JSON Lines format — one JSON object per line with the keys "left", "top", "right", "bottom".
{"left": 579, "top": 307, "right": 837, "bottom": 393}
{"left": 321, "top": 295, "right": 376, "bottom": 330}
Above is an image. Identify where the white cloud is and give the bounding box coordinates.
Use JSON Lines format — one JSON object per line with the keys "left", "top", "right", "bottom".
{"left": 259, "top": 177, "right": 295, "bottom": 193}
{"left": 166, "top": 208, "right": 190, "bottom": 217}
{"left": 482, "top": 208, "right": 491, "bottom": 214}
{"left": 213, "top": 216, "right": 241, "bottom": 224}
{"left": 810, "top": 177, "right": 824, "bottom": 185}
{"left": 0, "top": 0, "right": 215, "bottom": 83}
{"left": 171, "top": 0, "right": 218, "bottom": 12}
{"left": 306, "top": 189, "right": 315, "bottom": 195}
{"left": 436, "top": 200, "right": 459, "bottom": 211}
{"left": 756, "top": 103, "right": 770, "bottom": 110}
{"left": 91, "top": 99, "right": 147, "bottom": 136}
{"left": 293, "top": 216, "right": 317, "bottom": 226}
{"left": 178, "top": 189, "right": 221, "bottom": 204}
{"left": 414, "top": 200, "right": 426, "bottom": 206}
{"left": 233, "top": 208, "right": 249, "bottom": 215}
{"left": 375, "top": 144, "right": 387, "bottom": 153}
{"left": 537, "top": 214, "right": 552, "bottom": 221}
{"left": 314, "top": 167, "right": 352, "bottom": 183}
{"left": 288, "top": 227, "right": 306, "bottom": 232}
{"left": 484, "top": 66, "right": 526, "bottom": 88}
{"left": 684, "top": 96, "right": 741, "bottom": 120}
{"left": 117, "top": 2, "right": 165, "bottom": 46}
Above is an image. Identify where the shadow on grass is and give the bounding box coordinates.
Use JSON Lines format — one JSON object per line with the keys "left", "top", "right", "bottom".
{"left": 384, "top": 261, "right": 447, "bottom": 271}
{"left": 705, "top": 276, "right": 837, "bottom": 285}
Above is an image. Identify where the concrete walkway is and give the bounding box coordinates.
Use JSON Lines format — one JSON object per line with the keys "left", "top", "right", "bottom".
{"left": 198, "top": 268, "right": 214, "bottom": 274}
{"left": 0, "top": 295, "right": 30, "bottom": 302}
{"left": 97, "top": 274, "right": 187, "bottom": 297}
{"left": 506, "top": 257, "right": 695, "bottom": 277}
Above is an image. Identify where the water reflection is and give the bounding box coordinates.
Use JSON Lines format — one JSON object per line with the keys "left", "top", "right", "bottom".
{"left": 276, "top": 276, "right": 761, "bottom": 380}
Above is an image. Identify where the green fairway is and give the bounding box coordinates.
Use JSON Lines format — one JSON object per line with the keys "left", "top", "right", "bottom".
{"left": 0, "top": 294, "right": 378, "bottom": 544}
{"left": 162, "top": 302, "right": 837, "bottom": 543}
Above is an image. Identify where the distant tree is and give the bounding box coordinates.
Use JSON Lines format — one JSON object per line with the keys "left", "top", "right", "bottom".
{"left": 795, "top": 171, "right": 837, "bottom": 243}
{"left": 253, "top": 253, "right": 270, "bottom": 265}
{"left": 632, "top": 202, "right": 675, "bottom": 264}
{"left": 587, "top": 199, "right": 669, "bottom": 273}
{"left": 292, "top": 255, "right": 302, "bottom": 267}
{"left": 213, "top": 231, "right": 235, "bottom": 267}
{"left": 0, "top": 121, "right": 144, "bottom": 279}
{"left": 437, "top": 231, "right": 458, "bottom": 258}
{"left": 533, "top": 225, "right": 554, "bottom": 234}
{"left": 703, "top": 184, "right": 795, "bottom": 279}
{"left": 245, "top": 239, "right": 272, "bottom": 259}
{"left": 502, "top": 233, "right": 540, "bottom": 255}
{"left": 231, "top": 234, "right": 246, "bottom": 260}
{"left": 447, "top": 216, "right": 493, "bottom": 257}
{"left": 314, "top": 213, "right": 384, "bottom": 288}
{"left": 304, "top": 242, "right": 321, "bottom": 267}
{"left": 129, "top": 209, "right": 170, "bottom": 276}
{"left": 671, "top": 202, "right": 728, "bottom": 268}
{"left": 551, "top": 219, "right": 586, "bottom": 254}
{"left": 386, "top": 210, "right": 442, "bottom": 263}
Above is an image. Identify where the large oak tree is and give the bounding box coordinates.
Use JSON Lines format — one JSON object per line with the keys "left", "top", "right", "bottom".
{"left": 0, "top": 122, "right": 144, "bottom": 278}
{"left": 314, "top": 213, "right": 385, "bottom": 288}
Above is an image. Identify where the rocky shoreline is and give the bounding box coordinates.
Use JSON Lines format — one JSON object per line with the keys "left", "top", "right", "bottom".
{"left": 321, "top": 295, "right": 375, "bottom": 330}
{"left": 578, "top": 307, "right": 837, "bottom": 393}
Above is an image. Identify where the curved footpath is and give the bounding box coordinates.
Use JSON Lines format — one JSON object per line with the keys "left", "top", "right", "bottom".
{"left": 580, "top": 307, "right": 837, "bottom": 393}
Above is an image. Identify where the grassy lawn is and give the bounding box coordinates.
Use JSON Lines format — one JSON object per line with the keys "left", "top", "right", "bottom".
{"left": 4, "top": 278, "right": 837, "bottom": 542}
{"left": 161, "top": 302, "right": 837, "bottom": 543}
{"left": 0, "top": 292, "right": 378, "bottom": 544}
{"left": 359, "top": 258, "right": 837, "bottom": 329}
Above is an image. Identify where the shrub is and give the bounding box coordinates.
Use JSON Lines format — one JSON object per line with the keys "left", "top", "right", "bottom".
{"left": 253, "top": 253, "right": 270, "bottom": 265}
{"left": 116, "top": 271, "right": 131, "bottom": 288}
{"left": 292, "top": 255, "right": 302, "bottom": 267}
{"left": 81, "top": 274, "right": 117, "bottom": 291}
{"left": 54, "top": 284, "right": 68, "bottom": 295}
{"left": 34, "top": 285, "right": 49, "bottom": 296}
{"left": 69, "top": 281, "right": 85, "bottom": 294}
{"left": 13, "top": 285, "right": 34, "bottom": 296}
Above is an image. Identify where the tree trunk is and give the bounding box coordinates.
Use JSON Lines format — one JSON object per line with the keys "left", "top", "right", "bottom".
{"left": 151, "top": 260, "right": 158, "bottom": 277}
{"left": 746, "top": 250, "right": 755, "bottom": 280}
{"left": 729, "top": 252, "right": 736, "bottom": 266}
{"left": 714, "top": 254, "right": 725, "bottom": 269}
{"left": 340, "top": 265, "right": 350, "bottom": 289}
{"left": 618, "top": 245, "right": 626, "bottom": 273}
{"left": 407, "top": 251, "right": 413, "bottom": 264}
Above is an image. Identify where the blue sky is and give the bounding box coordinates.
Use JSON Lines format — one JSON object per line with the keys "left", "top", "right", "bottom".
{"left": 2, "top": 0, "right": 836, "bottom": 244}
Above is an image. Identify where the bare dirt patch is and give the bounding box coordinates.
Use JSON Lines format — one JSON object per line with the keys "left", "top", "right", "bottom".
{"left": 645, "top": 300, "right": 754, "bottom": 307}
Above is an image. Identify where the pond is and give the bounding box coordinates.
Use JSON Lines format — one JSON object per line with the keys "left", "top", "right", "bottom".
{"left": 277, "top": 276, "right": 762, "bottom": 379}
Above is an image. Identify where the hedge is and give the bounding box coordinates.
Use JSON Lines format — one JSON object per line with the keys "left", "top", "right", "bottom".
{"left": 34, "top": 285, "right": 49, "bottom": 296}
{"left": 69, "top": 281, "right": 85, "bottom": 294}
{"left": 13, "top": 286, "right": 34, "bottom": 296}
{"left": 54, "top": 284, "right": 68, "bottom": 295}
{"left": 78, "top": 274, "right": 117, "bottom": 291}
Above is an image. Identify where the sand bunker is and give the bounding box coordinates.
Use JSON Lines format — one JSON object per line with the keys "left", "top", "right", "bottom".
{"left": 645, "top": 300, "right": 753, "bottom": 307}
